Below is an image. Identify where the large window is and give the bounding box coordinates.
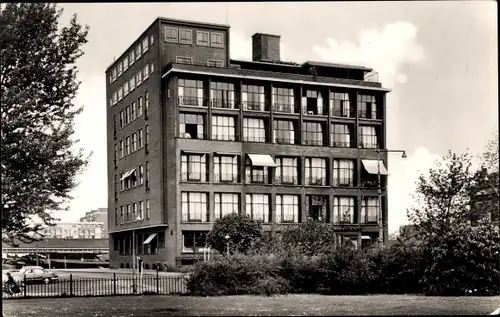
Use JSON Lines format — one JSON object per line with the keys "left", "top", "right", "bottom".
{"left": 196, "top": 31, "right": 209, "bottom": 46}
{"left": 331, "top": 124, "right": 352, "bottom": 147}
{"left": 330, "top": 92, "right": 351, "bottom": 117}
{"left": 305, "top": 157, "right": 327, "bottom": 186}
{"left": 303, "top": 122, "right": 324, "bottom": 146}
{"left": 273, "top": 120, "right": 295, "bottom": 144}
{"left": 333, "top": 159, "right": 355, "bottom": 187}
{"left": 358, "top": 94, "right": 378, "bottom": 119}
{"left": 272, "top": 87, "right": 295, "bottom": 113}
{"left": 212, "top": 116, "right": 235, "bottom": 141}
{"left": 210, "top": 32, "right": 224, "bottom": 48}
{"left": 215, "top": 193, "right": 240, "bottom": 220}
{"left": 210, "top": 82, "right": 235, "bottom": 109}
{"left": 302, "top": 90, "right": 324, "bottom": 115}
{"left": 275, "top": 157, "right": 299, "bottom": 185}
{"left": 165, "top": 27, "right": 178, "bottom": 42}
{"left": 181, "top": 153, "right": 207, "bottom": 182}
{"left": 333, "top": 197, "right": 355, "bottom": 223}
{"left": 181, "top": 192, "right": 208, "bottom": 222}
{"left": 179, "top": 113, "right": 205, "bottom": 139}
{"left": 245, "top": 159, "right": 270, "bottom": 184}
{"left": 361, "top": 197, "right": 378, "bottom": 223}
{"left": 276, "top": 195, "right": 300, "bottom": 223}
{"left": 179, "top": 29, "right": 192, "bottom": 44}
{"left": 243, "top": 118, "right": 266, "bottom": 142}
{"left": 242, "top": 84, "right": 265, "bottom": 111}
{"left": 182, "top": 231, "right": 208, "bottom": 253}
{"left": 359, "top": 126, "right": 378, "bottom": 149}
{"left": 131, "top": 133, "right": 137, "bottom": 152}
{"left": 214, "top": 154, "right": 239, "bottom": 183}
{"left": 179, "top": 79, "right": 204, "bottom": 107}
{"left": 245, "top": 194, "right": 270, "bottom": 222}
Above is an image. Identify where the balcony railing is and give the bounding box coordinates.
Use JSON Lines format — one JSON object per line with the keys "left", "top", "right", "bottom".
{"left": 242, "top": 101, "right": 267, "bottom": 111}
{"left": 212, "top": 134, "right": 236, "bottom": 141}
{"left": 361, "top": 178, "right": 385, "bottom": 188}
{"left": 360, "top": 214, "right": 378, "bottom": 224}
{"left": 213, "top": 173, "right": 238, "bottom": 183}
{"left": 303, "top": 139, "right": 324, "bottom": 146}
{"left": 358, "top": 110, "right": 381, "bottom": 120}
{"left": 306, "top": 177, "right": 327, "bottom": 186}
{"left": 178, "top": 96, "right": 205, "bottom": 107}
{"left": 274, "top": 175, "right": 299, "bottom": 185}
{"left": 243, "top": 135, "right": 266, "bottom": 143}
{"left": 272, "top": 103, "right": 296, "bottom": 114}
{"left": 180, "top": 133, "right": 206, "bottom": 140}
{"left": 302, "top": 107, "right": 326, "bottom": 116}
{"left": 211, "top": 98, "right": 237, "bottom": 109}
{"left": 274, "top": 137, "right": 295, "bottom": 145}
{"left": 331, "top": 139, "right": 354, "bottom": 148}
{"left": 332, "top": 177, "right": 355, "bottom": 187}
{"left": 247, "top": 174, "right": 270, "bottom": 184}
{"left": 330, "top": 108, "right": 355, "bottom": 118}
{"left": 180, "top": 172, "right": 208, "bottom": 182}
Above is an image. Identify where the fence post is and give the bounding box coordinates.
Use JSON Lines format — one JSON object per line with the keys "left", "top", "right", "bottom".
{"left": 156, "top": 269, "right": 159, "bottom": 294}
{"left": 23, "top": 275, "right": 26, "bottom": 297}
{"left": 113, "top": 273, "right": 116, "bottom": 295}
{"left": 69, "top": 274, "right": 73, "bottom": 296}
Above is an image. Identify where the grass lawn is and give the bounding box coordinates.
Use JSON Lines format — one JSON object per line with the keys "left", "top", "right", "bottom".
{"left": 3, "top": 294, "right": 500, "bottom": 316}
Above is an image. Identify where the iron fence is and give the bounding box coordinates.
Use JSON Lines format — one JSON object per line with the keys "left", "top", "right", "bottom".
{"left": 2, "top": 273, "right": 189, "bottom": 299}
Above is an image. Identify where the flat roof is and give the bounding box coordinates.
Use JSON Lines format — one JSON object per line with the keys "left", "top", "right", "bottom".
{"left": 302, "top": 61, "right": 373, "bottom": 72}
{"left": 252, "top": 32, "right": 281, "bottom": 38}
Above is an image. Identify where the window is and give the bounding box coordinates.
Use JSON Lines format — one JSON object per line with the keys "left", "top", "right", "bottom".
{"left": 361, "top": 197, "right": 378, "bottom": 223}
{"left": 276, "top": 195, "right": 300, "bottom": 223}
{"left": 125, "top": 106, "right": 131, "bottom": 125}
{"left": 272, "top": 87, "right": 295, "bottom": 113}
{"left": 138, "top": 96, "right": 143, "bottom": 117}
{"left": 331, "top": 124, "right": 352, "bottom": 147}
{"left": 119, "top": 140, "right": 124, "bottom": 158}
{"left": 243, "top": 118, "right": 266, "bottom": 142}
{"left": 165, "top": 27, "right": 178, "bottom": 42}
{"left": 145, "top": 91, "right": 149, "bottom": 116}
{"left": 125, "top": 137, "right": 130, "bottom": 156}
{"left": 135, "top": 45, "right": 141, "bottom": 61}
{"left": 181, "top": 153, "right": 207, "bottom": 182}
{"left": 112, "top": 68, "right": 117, "bottom": 81}
{"left": 182, "top": 231, "right": 208, "bottom": 253}
{"left": 123, "top": 81, "right": 129, "bottom": 96}
{"left": 275, "top": 157, "right": 299, "bottom": 185}
{"left": 212, "top": 116, "right": 235, "bottom": 141}
{"left": 358, "top": 94, "right": 378, "bottom": 119}
{"left": 303, "top": 122, "right": 324, "bottom": 146}
{"left": 120, "top": 206, "right": 124, "bottom": 224}
{"left": 245, "top": 194, "right": 270, "bottom": 222}
{"left": 181, "top": 192, "right": 208, "bottom": 222}
{"left": 132, "top": 203, "right": 138, "bottom": 221}
{"left": 131, "top": 133, "right": 137, "bottom": 152}
{"left": 179, "top": 29, "right": 192, "bottom": 44}
{"left": 214, "top": 154, "right": 239, "bottom": 183}
{"left": 131, "top": 102, "right": 137, "bottom": 121}
{"left": 330, "top": 92, "right": 351, "bottom": 117}
{"left": 150, "top": 62, "right": 155, "bottom": 74}
{"left": 245, "top": 158, "right": 270, "bottom": 184}
{"left": 333, "top": 159, "right": 355, "bottom": 187}
{"left": 138, "top": 201, "right": 144, "bottom": 220}
{"left": 302, "top": 89, "right": 324, "bottom": 115}
{"left": 359, "top": 126, "right": 378, "bottom": 149}
{"left": 196, "top": 31, "right": 209, "bottom": 46}
{"left": 126, "top": 204, "right": 131, "bottom": 222}
{"left": 145, "top": 161, "right": 150, "bottom": 187}
{"left": 273, "top": 120, "right": 295, "bottom": 144}
{"left": 242, "top": 84, "right": 265, "bottom": 111}
{"left": 129, "top": 76, "right": 136, "bottom": 91}
{"left": 117, "top": 86, "right": 123, "bottom": 101}
{"left": 129, "top": 51, "right": 135, "bottom": 67}
{"left": 215, "top": 193, "right": 239, "bottom": 220}
{"left": 117, "top": 63, "right": 123, "bottom": 77}
{"left": 178, "top": 79, "right": 203, "bottom": 107}
{"left": 136, "top": 70, "right": 142, "bottom": 86}
{"left": 138, "top": 165, "right": 144, "bottom": 185}
{"left": 138, "top": 129, "right": 144, "bottom": 148}
{"left": 142, "top": 38, "right": 149, "bottom": 53}
{"left": 123, "top": 56, "right": 129, "bottom": 71}
{"left": 114, "top": 145, "right": 118, "bottom": 165}
{"left": 176, "top": 56, "right": 192, "bottom": 64}
{"left": 179, "top": 113, "right": 205, "bottom": 139}
{"left": 143, "top": 65, "right": 149, "bottom": 80}
{"left": 119, "top": 111, "right": 124, "bottom": 128}
{"left": 306, "top": 195, "right": 329, "bottom": 222}
{"left": 112, "top": 92, "right": 117, "bottom": 105}
{"left": 145, "top": 125, "right": 150, "bottom": 148}
{"left": 146, "top": 200, "right": 150, "bottom": 219}
{"left": 207, "top": 59, "right": 223, "bottom": 67}
{"left": 305, "top": 157, "right": 327, "bottom": 186}
{"left": 150, "top": 35, "right": 154, "bottom": 46}
{"left": 333, "top": 197, "right": 355, "bottom": 223}
{"left": 210, "top": 81, "right": 235, "bottom": 109}
{"left": 210, "top": 32, "right": 224, "bottom": 47}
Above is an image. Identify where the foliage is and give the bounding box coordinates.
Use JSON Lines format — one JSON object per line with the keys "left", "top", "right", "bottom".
{"left": 482, "top": 130, "right": 499, "bottom": 174}
{"left": 1, "top": 3, "right": 90, "bottom": 244}
{"left": 277, "top": 219, "right": 339, "bottom": 256}
{"left": 206, "top": 213, "right": 264, "bottom": 255}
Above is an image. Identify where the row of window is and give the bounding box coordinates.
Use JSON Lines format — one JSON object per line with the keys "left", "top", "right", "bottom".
{"left": 115, "top": 161, "right": 150, "bottom": 195}
{"left": 180, "top": 114, "right": 380, "bottom": 148}
{"left": 180, "top": 153, "right": 381, "bottom": 187}
{"left": 180, "top": 192, "right": 380, "bottom": 224}
{"left": 114, "top": 231, "right": 164, "bottom": 255}
{"left": 178, "top": 79, "right": 380, "bottom": 119}
{"left": 110, "top": 35, "right": 154, "bottom": 84}
{"left": 110, "top": 63, "right": 155, "bottom": 107}
{"left": 116, "top": 200, "right": 151, "bottom": 225}
{"left": 165, "top": 27, "right": 224, "bottom": 48}
{"left": 115, "top": 92, "right": 149, "bottom": 131}
{"left": 115, "top": 126, "right": 149, "bottom": 162}
{"left": 175, "top": 56, "right": 224, "bottom": 67}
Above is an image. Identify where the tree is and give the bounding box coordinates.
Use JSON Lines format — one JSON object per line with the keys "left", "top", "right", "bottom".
{"left": 1, "top": 3, "right": 90, "bottom": 245}
{"left": 482, "top": 130, "right": 499, "bottom": 174}
{"left": 280, "top": 219, "right": 338, "bottom": 256}
{"left": 206, "top": 213, "right": 264, "bottom": 255}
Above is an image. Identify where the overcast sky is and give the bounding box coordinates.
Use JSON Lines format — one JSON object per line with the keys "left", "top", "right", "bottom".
{"left": 54, "top": 1, "right": 497, "bottom": 234}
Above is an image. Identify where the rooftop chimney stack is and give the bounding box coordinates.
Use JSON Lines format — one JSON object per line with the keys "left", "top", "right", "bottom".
{"left": 252, "top": 33, "right": 281, "bottom": 62}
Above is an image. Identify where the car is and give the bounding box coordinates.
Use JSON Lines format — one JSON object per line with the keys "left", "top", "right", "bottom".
{"left": 15, "top": 266, "right": 59, "bottom": 284}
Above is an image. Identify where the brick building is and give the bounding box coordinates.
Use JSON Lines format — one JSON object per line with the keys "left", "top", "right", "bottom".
{"left": 106, "top": 17, "right": 391, "bottom": 270}
{"left": 79, "top": 208, "right": 109, "bottom": 238}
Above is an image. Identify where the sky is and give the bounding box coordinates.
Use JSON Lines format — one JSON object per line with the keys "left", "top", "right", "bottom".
{"left": 53, "top": 1, "right": 498, "bottom": 234}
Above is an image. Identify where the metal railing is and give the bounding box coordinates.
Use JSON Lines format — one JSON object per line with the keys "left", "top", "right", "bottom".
{"left": 275, "top": 138, "right": 295, "bottom": 145}
{"left": 331, "top": 140, "right": 354, "bottom": 148}
{"left": 211, "top": 99, "right": 237, "bottom": 109}
{"left": 303, "top": 139, "right": 324, "bottom": 146}
{"left": 212, "top": 134, "right": 236, "bottom": 141}
{"left": 358, "top": 110, "right": 381, "bottom": 120}
{"left": 213, "top": 173, "right": 238, "bottom": 183}
{"left": 302, "top": 106, "right": 326, "bottom": 116}
{"left": 180, "top": 172, "right": 208, "bottom": 182}
{"left": 330, "top": 108, "right": 355, "bottom": 118}
{"left": 274, "top": 175, "right": 299, "bottom": 185}
{"left": 2, "top": 273, "right": 189, "bottom": 299}
{"left": 272, "top": 103, "right": 296, "bottom": 114}
{"left": 332, "top": 177, "right": 355, "bottom": 187}
{"left": 243, "top": 135, "right": 266, "bottom": 143}
{"left": 179, "top": 133, "right": 206, "bottom": 140}
{"left": 306, "top": 177, "right": 327, "bottom": 186}
{"left": 242, "top": 101, "right": 267, "bottom": 111}
{"left": 178, "top": 96, "right": 205, "bottom": 107}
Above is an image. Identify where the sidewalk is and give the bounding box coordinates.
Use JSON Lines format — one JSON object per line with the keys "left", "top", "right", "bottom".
{"left": 55, "top": 268, "right": 185, "bottom": 276}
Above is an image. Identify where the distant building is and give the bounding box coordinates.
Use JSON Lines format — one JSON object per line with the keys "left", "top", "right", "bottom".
{"left": 41, "top": 222, "right": 105, "bottom": 239}
{"left": 79, "top": 208, "right": 108, "bottom": 237}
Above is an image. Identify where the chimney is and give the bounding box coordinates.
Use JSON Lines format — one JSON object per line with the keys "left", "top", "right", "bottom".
{"left": 252, "top": 33, "right": 281, "bottom": 62}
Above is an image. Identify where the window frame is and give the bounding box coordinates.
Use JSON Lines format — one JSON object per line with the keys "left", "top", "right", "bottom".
{"left": 181, "top": 192, "right": 209, "bottom": 223}
{"left": 179, "top": 29, "right": 193, "bottom": 44}
{"left": 210, "top": 32, "right": 224, "bottom": 48}
{"left": 165, "top": 27, "right": 179, "bottom": 43}
{"left": 196, "top": 31, "right": 210, "bottom": 46}
{"left": 245, "top": 194, "right": 270, "bottom": 222}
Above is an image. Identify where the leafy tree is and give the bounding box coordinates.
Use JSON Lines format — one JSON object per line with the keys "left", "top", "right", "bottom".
{"left": 482, "top": 130, "right": 499, "bottom": 173}
{"left": 206, "top": 213, "right": 263, "bottom": 255}
{"left": 1, "top": 3, "right": 90, "bottom": 244}
{"left": 280, "top": 219, "right": 338, "bottom": 256}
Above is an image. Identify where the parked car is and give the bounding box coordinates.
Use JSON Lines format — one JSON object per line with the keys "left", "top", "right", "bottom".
{"left": 15, "top": 266, "right": 59, "bottom": 284}
{"left": 2, "top": 259, "right": 26, "bottom": 270}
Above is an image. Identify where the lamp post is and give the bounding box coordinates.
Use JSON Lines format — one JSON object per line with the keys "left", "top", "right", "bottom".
{"left": 374, "top": 149, "right": 407, "bottom": 246}
{"left": 224, "top": 235, "right": 230, "bottom": 257}
{"left": 132, "top": 214, "right": 143, "bottom": 294}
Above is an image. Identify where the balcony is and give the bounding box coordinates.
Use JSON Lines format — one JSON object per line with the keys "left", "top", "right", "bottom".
{"left": 178, "top": 96, "right": 205, "bottom": 107}
{"left": 306, "top": 176, "right": 327, "bottom": 186}
{"left": 211, "top": 98, "right": 237, "bottom": 109}
{"left": 213, "top": 173, "right": 239, "bottom": 183}
{"left": 330, "top": 108, "right": 355, "bottom": 118}
{"left": 358, "top": 110, "right": 382, "bottom": 120}
{"left": 243, "top": 101, "right": 267, "bottom": 112}
{"left": 275, "top": 175, "right": 299, "bottom": 185}
{"left": 180, "top": 172, "right": 208, "bottom": 183}
{"left": 180, "top": 132, "right": 206, "bottom": 140}
{"left": 272, "top": 103, "right": 296, "bottom": 114}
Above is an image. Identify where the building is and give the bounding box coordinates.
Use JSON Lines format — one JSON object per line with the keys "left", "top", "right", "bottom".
{"left": 80, "top": 208, "right": 109, "bottom": 237}
{"left": 106, "top": 17, "right": 391, "bottom": 270}
{"left": 40, "top": 222, "right": 105, "bottom": 239}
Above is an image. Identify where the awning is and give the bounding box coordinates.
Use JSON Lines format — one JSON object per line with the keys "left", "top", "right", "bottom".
{"left": 361, "top": 235, "right": 372, "bottom": 240}
{"left": 120, "top": 168, "right": 136, "bottom": 181}
{"left": 361, "top": 160, "right": 389, "bottom": 175}
{"left": 248, "top": 154, "right": 277, "bottom": 167}
{"left": 143, "top": 233, "right": 157, "bottom": 245}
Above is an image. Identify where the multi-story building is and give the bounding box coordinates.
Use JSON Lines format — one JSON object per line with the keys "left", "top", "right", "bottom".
{"left": 80, "top": 208, "right": 109, "bottom": 238}
{"left": 106, "top": 17, "right": 391, "bottom": 270}
{"left": 40, "top": 222, "right": 104, "bottom": 239}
